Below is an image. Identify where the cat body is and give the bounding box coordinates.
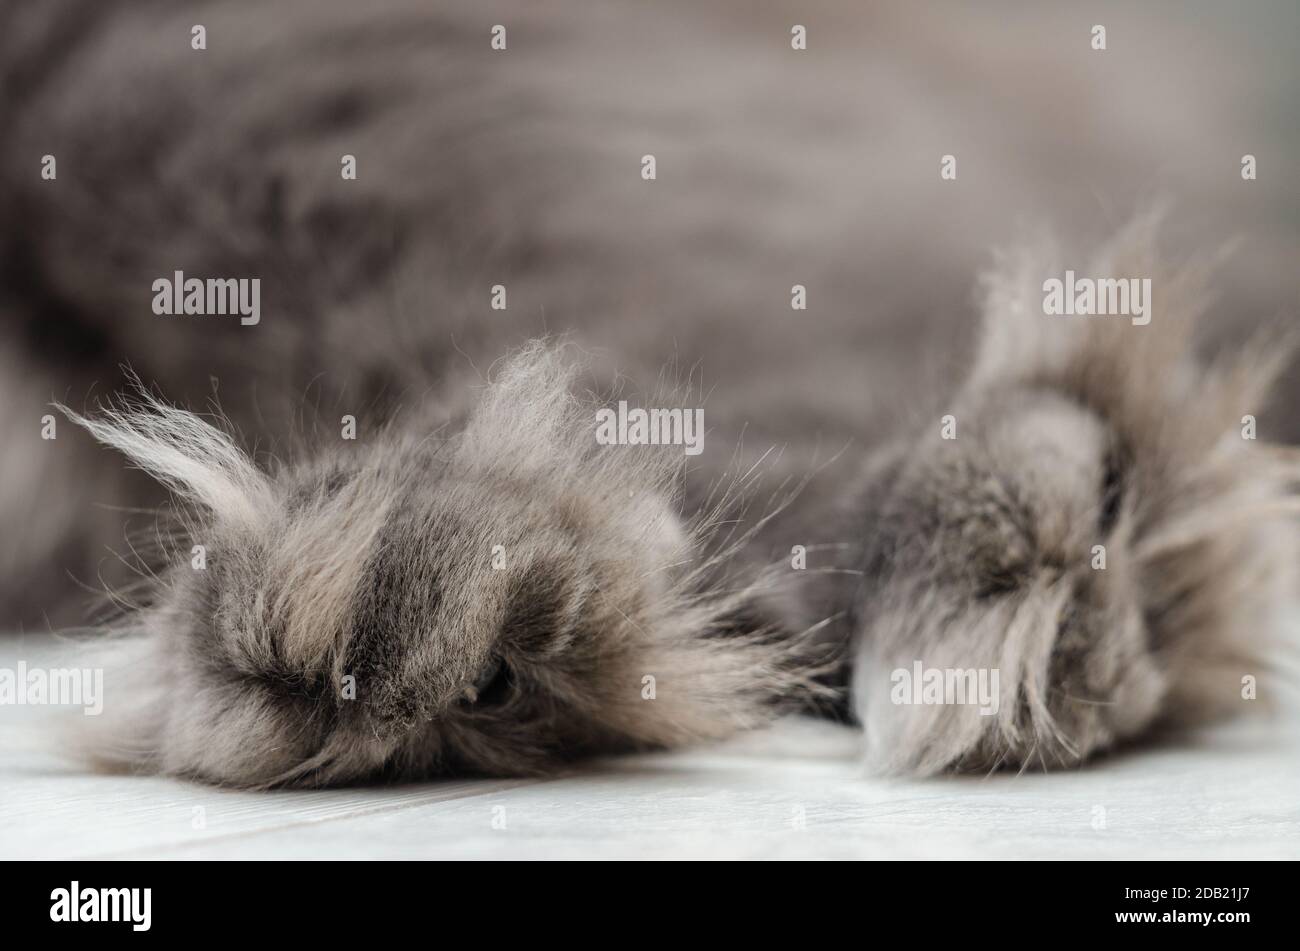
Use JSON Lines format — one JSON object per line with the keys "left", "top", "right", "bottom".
{"left": 1, "top": 0, "right": 1296, "bottom": 784}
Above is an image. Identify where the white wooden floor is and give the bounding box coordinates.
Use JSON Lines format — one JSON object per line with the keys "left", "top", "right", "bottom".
{"left": 3, "top": 639, "right": 1299, "bottom": 859}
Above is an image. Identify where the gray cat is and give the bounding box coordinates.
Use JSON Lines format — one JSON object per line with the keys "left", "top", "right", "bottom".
{"left": 2, "top": 0, "right": 1296, "bottom": 786}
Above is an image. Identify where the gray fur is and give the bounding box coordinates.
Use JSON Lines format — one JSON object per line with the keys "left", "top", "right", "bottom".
{"left": 851, "top": 220, "right": 1299, "bottom": 774}
{"left": 60, "top": 345, "right": 822, "bottom": 786}
{"left": 1, "top": 1, "right": 1297, "bottom": 785}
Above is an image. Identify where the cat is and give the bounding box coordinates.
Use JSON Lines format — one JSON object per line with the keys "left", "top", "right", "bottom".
{"left": 52, "top": 218, "right": 1300, "bottom": 786}
{"left": 2, "top": 0, "right": 1296, "bottom": 785}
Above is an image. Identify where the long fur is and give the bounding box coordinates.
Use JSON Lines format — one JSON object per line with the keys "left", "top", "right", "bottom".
{"left": 2, "top": 1, "right": 1296, "bottom": 786}
{"left": 850, "top": 218, "right": 1299, "bottom": 775}
{"left": 60, "top": 225, "right": 1300, "bottom": 787}
{"left": 60, "top": 343, "right": 826, "bottom": 787}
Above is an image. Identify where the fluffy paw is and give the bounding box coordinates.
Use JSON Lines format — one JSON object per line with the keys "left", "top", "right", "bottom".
{"left": 849, "top": 224, "right": 1297, "bottom": 774}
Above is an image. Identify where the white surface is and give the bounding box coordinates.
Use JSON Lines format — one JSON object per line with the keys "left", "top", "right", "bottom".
{"left": 2, "top": 639, "right": 1299, "bottom": 859}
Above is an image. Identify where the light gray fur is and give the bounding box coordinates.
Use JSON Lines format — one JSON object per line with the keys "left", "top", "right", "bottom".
{"left": 1, "top": 1, "right": 1296, "bottom": 785}
{"left": 59, "top": 344, "right": 825, "bottom": 786}
{"left": 850, "top": 217, "right": 1299, "bottom": 774}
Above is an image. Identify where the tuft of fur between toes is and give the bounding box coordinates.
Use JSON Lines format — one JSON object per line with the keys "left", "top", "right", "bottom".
{"left": 849, "top": 220, "right": 1299, "bottom": 775}
{"left": 58, "top": 343, "right": 824, "bottom": 788}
